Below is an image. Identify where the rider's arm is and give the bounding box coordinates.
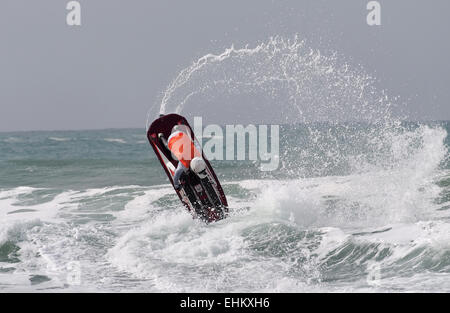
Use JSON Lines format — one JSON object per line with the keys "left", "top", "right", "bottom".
{"left": 173, "top": 162, "right": 186, "bottom": 190}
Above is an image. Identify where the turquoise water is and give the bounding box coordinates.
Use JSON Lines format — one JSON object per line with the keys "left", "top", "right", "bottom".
{"left": 0, "top": 122, "right": 449, "bottom": 292}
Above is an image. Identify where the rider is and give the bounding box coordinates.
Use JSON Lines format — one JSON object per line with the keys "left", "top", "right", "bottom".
{"left": 159, "top": 125, "right": 207, "bottom": 191}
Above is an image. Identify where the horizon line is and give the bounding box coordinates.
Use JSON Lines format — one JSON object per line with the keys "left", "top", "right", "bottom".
{"left": 0, "top": 119, "right": 449, "bottom": 134}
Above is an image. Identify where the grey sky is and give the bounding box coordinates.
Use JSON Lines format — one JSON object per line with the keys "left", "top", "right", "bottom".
{"left": 1, "top": 0, "right": 449, "bottom": 131}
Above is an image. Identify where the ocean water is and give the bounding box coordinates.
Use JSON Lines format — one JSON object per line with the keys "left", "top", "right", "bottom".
{"left": 0, "top": 122, "right": 449, "bottom": 292}
{"left": 1, "top": 36, "right": 449, "bottom": 292}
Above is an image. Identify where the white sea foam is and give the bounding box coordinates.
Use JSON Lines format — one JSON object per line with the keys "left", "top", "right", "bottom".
{"left": 0, "top": 170, "right": 448, "bottom": 292}
{"left": 3, "top": 137, "right": 23, "bottom": 143}
{"left": 105, "top": 124, "right": 449, "bottom": 291}
{"left": 48, "top": 137, "right": 71, "bottom": 142}
{"left": 104, "top": 138, "right": 127, "bottom": 144}
{"left": 0, "top": 187, "right": 69, "bottom": 224}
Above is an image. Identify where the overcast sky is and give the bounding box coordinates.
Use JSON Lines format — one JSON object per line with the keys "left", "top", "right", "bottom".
{"left": 1, "top": 0, "right": 449, "bottom": 131}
